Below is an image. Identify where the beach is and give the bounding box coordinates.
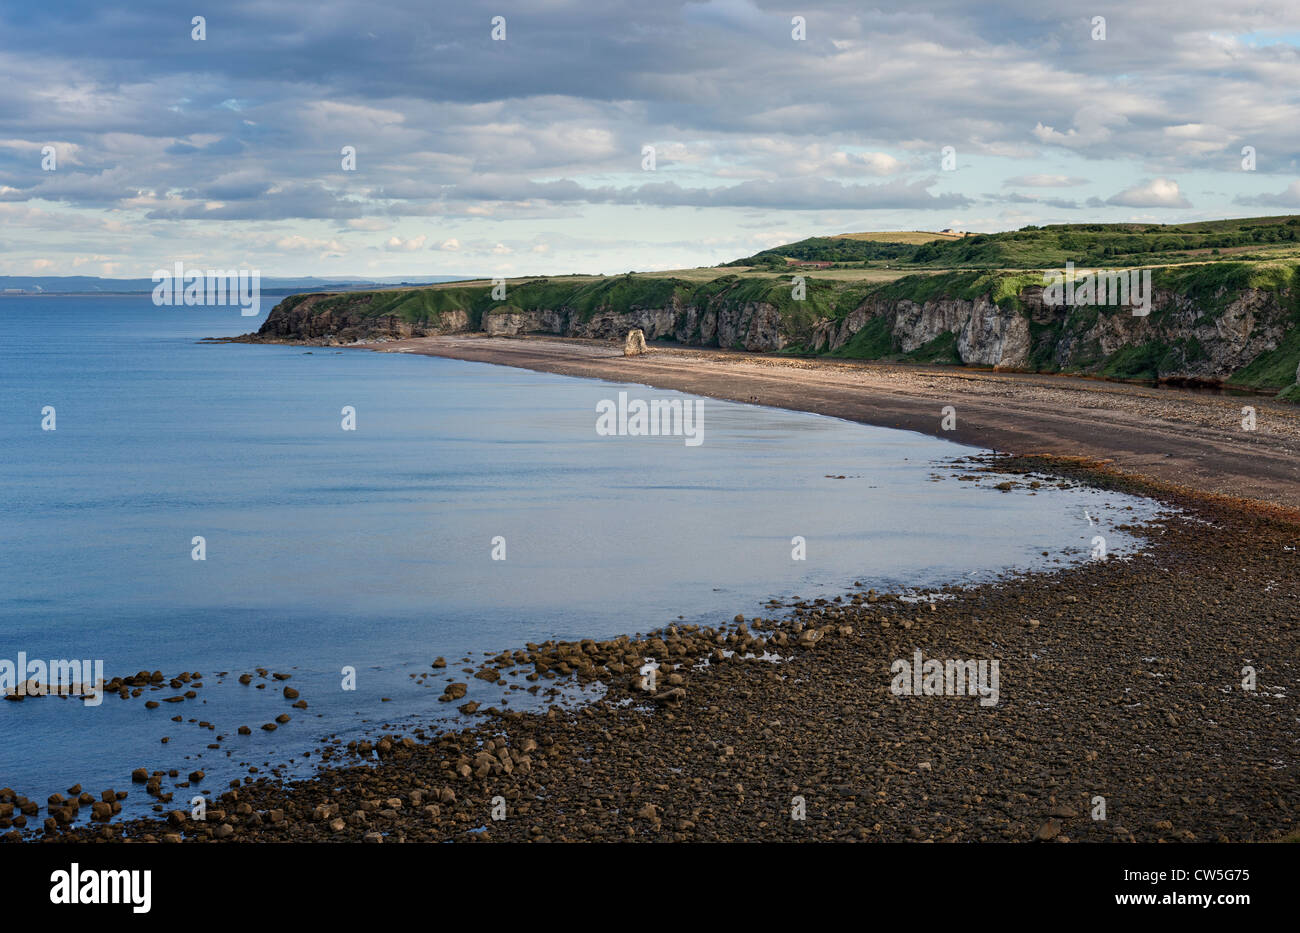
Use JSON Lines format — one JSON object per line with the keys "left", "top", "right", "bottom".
{"left": 363, "top": 334, "right": 1300, "bottom": 509}
{"left": 27, "top": 339, "right": 1300, "bottom": 844}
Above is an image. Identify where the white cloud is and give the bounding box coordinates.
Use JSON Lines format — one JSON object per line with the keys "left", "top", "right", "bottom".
{"left": 1106, "top": 177, "right": 1192, "bottom": 208}
{"left": 383, "top": 234, "right": 427, "bottom": 251}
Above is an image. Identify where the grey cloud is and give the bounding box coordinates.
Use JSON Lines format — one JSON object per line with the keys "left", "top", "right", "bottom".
{"left": 987, "top": 192, "right": 1081, "bottom": 209}
{"left": 1234, "top": 181, "right": 1300, "bottom": 207}
{"left": 1002, "top": 174, "right": 1090, "bottom": 187}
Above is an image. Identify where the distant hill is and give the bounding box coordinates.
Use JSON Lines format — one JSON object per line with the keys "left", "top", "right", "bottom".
{"left": 726, "top": 216, "right": 1300, "bottom": 270}
{"left": 831, "top": 230, "right": 969, "bottom": 244}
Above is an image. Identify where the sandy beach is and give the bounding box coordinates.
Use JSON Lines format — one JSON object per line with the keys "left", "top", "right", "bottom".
{"left": 363, "top": 335, "right": 1300, "bottom": 510}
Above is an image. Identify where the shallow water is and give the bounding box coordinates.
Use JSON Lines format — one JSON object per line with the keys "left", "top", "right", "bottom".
{"left": 0, "top": 297, "right": 1164, "bottom": 818}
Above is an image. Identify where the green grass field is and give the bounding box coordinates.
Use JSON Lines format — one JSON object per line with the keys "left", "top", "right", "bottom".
{"left": 727, "top": 215, "right": 1300, "bottom": 272}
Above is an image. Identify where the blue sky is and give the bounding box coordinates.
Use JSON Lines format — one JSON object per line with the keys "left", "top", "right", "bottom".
{"left": 2, "top": 0, "right": 1300, "bottom": 277}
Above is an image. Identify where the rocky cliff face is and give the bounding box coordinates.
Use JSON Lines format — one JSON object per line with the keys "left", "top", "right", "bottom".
{"left": 811, "top": 285, "right": 1292, "bottom": 382}
{"left": 249, "top": 277, "right": 1298, "bottom": 391}
{"left": 479, "top": 298, "right": 788, "bottom": 351}
{"left": 254, "top": 292, "right": 471, "bottom": 342}
{"left": 255, "top": 290, "right": 798, "bottom": 351}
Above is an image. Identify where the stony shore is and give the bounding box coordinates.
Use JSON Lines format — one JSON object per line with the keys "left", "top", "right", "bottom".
{"left": 8, "top": 340, "right": 1298, "bottom": 844}
{"left": 15, "top": 453, "right": 1298, "bottom": 843}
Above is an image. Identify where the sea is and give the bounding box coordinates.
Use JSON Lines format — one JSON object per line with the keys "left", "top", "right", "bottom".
{"left": 0, "top": 296, "right": 1165, "bottom": 819}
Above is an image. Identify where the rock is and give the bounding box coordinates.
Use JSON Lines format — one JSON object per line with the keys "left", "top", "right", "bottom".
{"left": 283, "top": 687, "right": 299, "bottom": 699}
{"left": 1034, "top": 819, "right": 1061, "bottom": 841}
{"left": 188, "top": 771, "right": 204, "bottom": 783}
{"left": 440, "top": 683, "right": 468, "bottom": 702}
{"left": 363, "top": 831, "right": 383, "bottom": 843}
{"left": 797, "top": 628, "right": 823, "bottom": 647}
{"left": 624, "top": 328, "right": 648, "bottom": 356}
{"left": 131, "top": 768, "right": 149, "bottom": 783}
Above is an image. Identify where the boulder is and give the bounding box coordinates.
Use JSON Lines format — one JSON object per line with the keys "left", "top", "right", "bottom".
{"left": 624, "top": 328, "right": 648, "bottom": 356}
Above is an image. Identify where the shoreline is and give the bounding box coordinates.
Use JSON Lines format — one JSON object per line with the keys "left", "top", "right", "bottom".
{"left": 14, "top": 339, "right": 1300, "bottom": 843}
{"left": 33, "top": 457, "right": 1300, "bottom": 843}
{"left": 346, "top": 334, "right": 1300, "bottom": 511}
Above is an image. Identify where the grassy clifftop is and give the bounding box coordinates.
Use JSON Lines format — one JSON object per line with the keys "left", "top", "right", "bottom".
{"left": 728, "top": 216, "right": 1300, "bottom": 271}
{"left": 259, "top": 217, "right": 1300, "bottom": 399}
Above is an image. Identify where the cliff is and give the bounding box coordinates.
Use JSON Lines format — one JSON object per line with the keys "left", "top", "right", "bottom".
{"left": 243, "top": 264, "right": 1300, "bottom": 399}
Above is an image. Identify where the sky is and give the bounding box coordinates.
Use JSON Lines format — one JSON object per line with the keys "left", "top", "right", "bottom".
{"left": 2, "top": 0, "right": 1300, "bottom": 278}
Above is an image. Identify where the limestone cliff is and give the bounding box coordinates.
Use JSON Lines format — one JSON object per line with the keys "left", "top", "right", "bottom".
{"left": 241, "top": 265, "right": 1300, "bottom": 396}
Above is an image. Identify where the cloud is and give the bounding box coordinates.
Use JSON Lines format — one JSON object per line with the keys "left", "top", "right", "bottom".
{"left": 276, "top": 235, "right": 348, "bottom": 254}
{"left": 1234, "top": 180, "right": 1300, "bottom": 207}
{"left": 1032, "top": 104, "right": 1131, "bottom": 150}
{"left": 383, "top": 235, "right": 427, "bottom": 251}
{"left": 1002, "top": 174, "right": 1089, "bottom": 187}
{"left": 1105, "top": 178, "right": 1192, "bottom": 208}
{"left": 2, "top": 0, "right": 1297, "bottom": 274}
{"left": 989, "top": 192, "right": 1081, "bottom": 209}
{"left": 435, "top": 175, "right": 971, "bottom": 210}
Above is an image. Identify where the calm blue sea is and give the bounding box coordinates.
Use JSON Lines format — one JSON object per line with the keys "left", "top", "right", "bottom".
{"left": 0, "top": 297, "right": 1160, "bottom": 818}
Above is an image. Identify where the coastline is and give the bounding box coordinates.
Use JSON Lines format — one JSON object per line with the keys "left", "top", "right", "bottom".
{"left": 17, "top": 339, "right": 1300, "bottom": 843}
{"left": 352, "top": 334, "right": 1300, "bottom": 511}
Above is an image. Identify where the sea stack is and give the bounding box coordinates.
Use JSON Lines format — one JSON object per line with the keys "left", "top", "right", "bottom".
{"left": 624, "top": 328, "right": 648, "bottom": 356}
